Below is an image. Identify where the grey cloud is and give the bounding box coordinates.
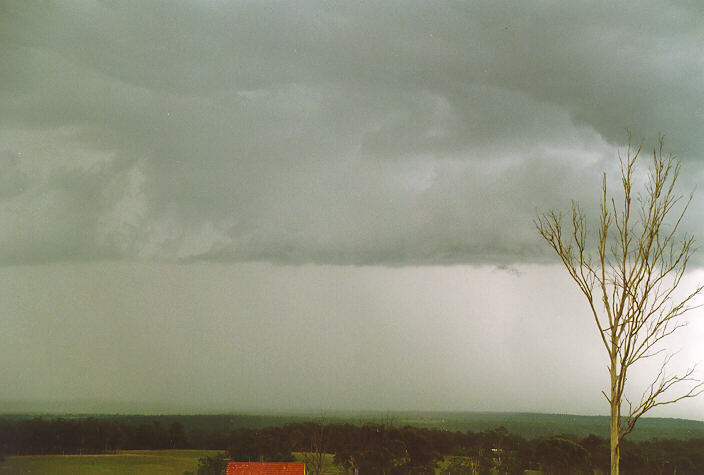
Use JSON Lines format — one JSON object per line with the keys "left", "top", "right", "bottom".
{"left": 0, "top": 153, "right": 28, "bottom": 199}
{"left": 3, "top": 2, "right": 704, "bottom": 417}
{"left": 1, "top": 1, "right": 702, "bottom": 266}
{"left": 0, "top": 165, "right": 113, "bottom": 265}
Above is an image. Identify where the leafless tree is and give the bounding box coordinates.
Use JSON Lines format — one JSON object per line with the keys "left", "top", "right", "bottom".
{"left": 535, "top": 134, "right": 703, "bottom": 475}
{"left": 303, "top": 419, "right": 327, "bottom": 475}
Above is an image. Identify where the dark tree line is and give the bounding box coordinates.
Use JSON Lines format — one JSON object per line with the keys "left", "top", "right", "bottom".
{"left": 0, "top": 418, "right": 187, "bottom": 454}
{"left": 2, "top": 417, "right": 704, "bottom": 473}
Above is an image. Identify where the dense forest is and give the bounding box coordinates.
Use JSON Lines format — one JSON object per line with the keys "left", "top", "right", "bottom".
{"left": 1, "top": 416, "right": 704, "bottom": 474}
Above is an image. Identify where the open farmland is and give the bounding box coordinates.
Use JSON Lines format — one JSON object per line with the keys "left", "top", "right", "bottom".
{"left": 0, "top": 452, "right": 512, "bottom": 475}
{"left": 0, "top": 450, "right": 222, "bottom": 474}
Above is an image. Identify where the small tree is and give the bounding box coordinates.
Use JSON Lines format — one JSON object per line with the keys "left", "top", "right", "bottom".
{"left": 536, "top": 135, "right": 703, "bottom": 475}
{"left": 302, "top": 421, "right": 327, "bottom": 475}
{"left": 194, "top": 453, "right": 227, "bottom": 475}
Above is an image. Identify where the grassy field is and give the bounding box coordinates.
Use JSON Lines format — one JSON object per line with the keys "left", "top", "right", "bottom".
{"left": 293, "top": 453, "right": 344, "bottom": 474}
{"left": 0, "top": 452, "right": 530, "bottom": 474}
{"left": 1, "top": 452, "right": 346, "bottom": 475}
{"left": 0, "top": 450, "right": 222, "bottom": 474}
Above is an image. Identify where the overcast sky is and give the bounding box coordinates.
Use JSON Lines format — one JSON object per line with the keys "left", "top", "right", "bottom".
{"left": 1, "top": 1, "right": 704, "bottom": 418}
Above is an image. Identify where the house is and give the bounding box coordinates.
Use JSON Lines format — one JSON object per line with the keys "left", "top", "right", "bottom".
{"left": 226, "top": 462, "right": 306, "bottom": 475}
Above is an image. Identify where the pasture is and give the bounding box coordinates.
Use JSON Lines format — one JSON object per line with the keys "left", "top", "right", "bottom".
{"left": 0, "top": 450, "right": 222, "bottom": 474}
{"left": 0, "top": 451, "right": 530, "bottom": 474}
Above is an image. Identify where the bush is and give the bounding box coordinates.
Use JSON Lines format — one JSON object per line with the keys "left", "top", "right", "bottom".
{"left": 195, "top": 453, "right": 228, "bottom": 475}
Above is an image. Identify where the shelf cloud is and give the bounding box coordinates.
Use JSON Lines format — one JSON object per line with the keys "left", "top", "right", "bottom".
{"left": 2, "top": 1, "right": 702, "bottom": 267}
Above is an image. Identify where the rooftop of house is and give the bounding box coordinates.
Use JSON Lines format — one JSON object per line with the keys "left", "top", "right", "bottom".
{"left": 226, "top": 462, "right": 306, "bottom": 475}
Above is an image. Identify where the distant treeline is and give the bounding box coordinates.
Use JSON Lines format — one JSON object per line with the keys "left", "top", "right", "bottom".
{"left": 2, "top": 411, "right": 703, "bottom": 440}
{"left": 2, "top": 417, "right": 704, "bottom": 473}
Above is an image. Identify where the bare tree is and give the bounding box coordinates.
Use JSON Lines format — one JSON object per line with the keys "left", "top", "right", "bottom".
{"left": 535, "top": 135, "right": 703, "bottom": 475}
{"left": 303, "top": 419, "right": 327, "bottom": 475}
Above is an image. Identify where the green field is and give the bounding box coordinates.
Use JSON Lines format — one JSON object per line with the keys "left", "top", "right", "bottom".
{"left": 0, "top": 450, "right": 222, "bottom": 474}
{"left": 0, "top": 452, "right": 509, "bottom": 475}
{"left": 293, "top": 453, "right": 343, "bottom": 474}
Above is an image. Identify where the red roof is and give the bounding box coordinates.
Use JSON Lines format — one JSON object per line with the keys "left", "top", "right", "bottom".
{"left": 226, "top": 462, "right": 306, "bottom": 475}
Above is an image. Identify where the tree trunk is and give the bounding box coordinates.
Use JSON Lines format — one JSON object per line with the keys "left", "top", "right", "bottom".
{"left": 610, "top": 360, "right": 620, "bottom": 475}
{"left": 610, "top": 409, "right": 620, "bottom": 475}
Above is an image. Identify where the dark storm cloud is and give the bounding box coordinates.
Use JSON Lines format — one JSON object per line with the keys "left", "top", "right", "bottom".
{"left": 1, "top": 1, "right": 702, "bottom": 266}
{"left": 3, "top": 2, "right": 704, "bottom": 418}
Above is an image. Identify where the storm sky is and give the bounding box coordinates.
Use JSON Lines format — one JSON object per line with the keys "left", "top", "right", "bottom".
{"left": 1, "top": 1, "right": 704, "bottom": 417}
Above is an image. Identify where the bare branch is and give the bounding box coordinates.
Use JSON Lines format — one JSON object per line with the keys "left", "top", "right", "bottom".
{"left": 536, "top": 134, "right": 702, "bottom": 474}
